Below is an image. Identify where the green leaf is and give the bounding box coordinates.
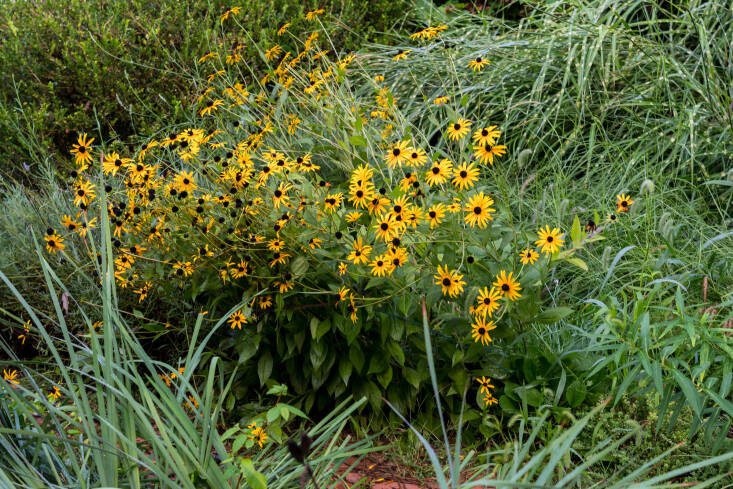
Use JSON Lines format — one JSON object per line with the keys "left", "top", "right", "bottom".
{"left": 670, "top": 368, "right": 702, "bottom": 416}
{"left": 349, "top": 135, "right": 367, "bottom": 147}
{"left": 350, "top": 343, "right": 365, "bottom": 372}
{"left": 240, "top": 459, "right": 267, "bottom": 489}
{"left": 258, "top": 352, "right": 273, "bottom": 386}
{"left": 565, "top": 257, "right": 588, "bottom": 271}
{"left": 566, "top": 379, "right": 587, "bottom": 407}
{"left": 387, "top": 341, "right": 405, "bottom": 366}
{"left": 570, "top": 214, "right": 581, "bottom": 248}
{"left": 534, "top": 307, "right": 573, "bottom": 324}
{"left": 291, "top": 256, "right": 308, "bottom": 278}
{"left": 266, "top": 406, "right": 281, "bottom": 423}
{"left": 339, "top": 357, "right": 352, "bottom": 385}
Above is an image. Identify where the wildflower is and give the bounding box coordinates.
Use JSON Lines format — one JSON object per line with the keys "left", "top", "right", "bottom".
{"left": 173, "top": 171, "right": 197, "bottom": 193}
{"left": 607, "top": 213, "right": 618, "bottom": 223}
{"left": 426, "top": 203, "right": 447, "bottom": 229}
{"left": 198, "top": 52, "right": 217, "bottom": 63}
{"left": 308, "top": 237, "right": 323, "bottom": 249}
{"left": 2, "top": 369, "right": 19, "bottom": 386}
{"left": 493, "top": 271, "right": 522, "bottom": 301}
{"left": 446, "top": 119, "right": 471, "bottom": 141}
{"left": 305, "top": 8, "right": 325, "bottom": 21}
{"left": 349, "top": 184, "right": 373, "bottom": 209}
{"left": 463, "top": 192, "right": 496, "bottom": 228}
{"left": 259, "top": 296, "right": 273, "bottom": 309}
{"left": 220, "top": 6, "right": 241, "bottom": 22}
{"left": 265, "top": 45, "right": 283, "bottom": 61}
{"left": 475, "top": 286, "right": 501, "bottom": 318}
{"left": 103, "top": 152, "right": 132, "bottom": 176}
{"left": 323, "top": 193, "right": 344, "bottom": 212}
{"left": 370, "top": 255, "right": 392, "bottom": 277}
{"left": 270, "top": 251, "right": 291, "bottom": 267}
{"left": 228, "top": 309, "right": 248, "bottom": 329}
{"left": 482, "top": 391, "right": 498, "bottom": 406}
{"left": 70, "top": 133, "right": 94, "bottom": 167}
{"left": 199, "top": 99, "right": 224, "bottom": 116}
{"left": 44, "top": 230, "right": 65, "bottom": 254}
{"left": 272, "top": 183, "right": 292, "bottom": 209}
{"left": 433, "top": 96, "right": 449, "bottom": 105}
{"left": 173, "top": 261, "right": 194, "bottom": 278}
{"left": 468, "top": 56, "right": 490, "bottom": 72}
{"left": 134, "top": 282, "right": 151, "bottom": 302}
{"left": 451, "top": 162, "right": 480, "bottom": 190}
{"left": 374, "top": 213, "right": 401, "bottom": 242}
{"left": 248, "top": 425, "right": 269, "bottom": 448}
{"left": 138, "top": 140, "right": 158, "bottom": 160}
{"left": 374, "top": 75, "right": 385, "bottom": 82}
{"left": 519, "top": 248, "right": 539, "bottom": 265}
{"left": 385, "top": 140, "right": 412, "bottom": 168}
{"left": 367, "top": 196, "right": 390, "bottom": 216}
{"left": 18, "top": 321, "right": 30, "bottom": 345}
{"left": 407, "top": 147, "right": 428, "bottom": 167}
{"left": 616, "top": 194, "right": 634, "bottom": 213}
{"left": 48, "top": 384, "right": 62, "bottom": 403}
{"left": 434, "top": 265, "right": 465, "bottom": 297}
{"left": 425, "top": 158, "right": 453, "bottom": 187}
{"left": 476, "top": 376, "right": 494, "bottom": 394}
{"left": 471, "top": 316, "right": 497, "bottom": 345}
{"left": 348, "top": 237, "right": 372, "bottom": 265}
{"left": 61, "top": 215, "right": 80, "bottom": 232}
{"left": 277, "top": 23, "right": 290, "bottom": 35}
{"left": 346, "top": 211, "right": 363, "bottom": 223}
{"left": 473, "top": 143, "right": 507, "bottom": 165}
{"left": 392, "top": 49, "right": 411, "bottom": 61}
{"left": 472, "top": 126, "right": 501, "bottom": 147}
{"left": 338, "top": 262, "right": 348, "bottom": 275}
{"left": 535, "top": 226, "right": 565, "bottom": 255}
{"left": 73, "top": 179, "right": 96, "bottom": 208}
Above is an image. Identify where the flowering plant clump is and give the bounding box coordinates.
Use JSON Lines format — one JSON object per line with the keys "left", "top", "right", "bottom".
{"left": 50, "top": 10, "right": 631, "bottom": 417}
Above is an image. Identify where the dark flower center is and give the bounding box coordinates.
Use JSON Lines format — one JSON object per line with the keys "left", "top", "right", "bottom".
{"left": 478, "top": 328, "right": 486, "bottom": 335}
{"left": 356, "top": 190, "right": 364, "bottom": 198}
{"left": 453, "top": 123, "right": 461, "bottom": 130}
{"left": 501, "top": 284, "right": 510, "bottom": 291}
{"left": 411, "top": 152, "right": 418, "bottom": 159}
{"left": 473, "top": 206, "right": 482, "bottom": 214}
{"left": 429, "top": 211, "right": 436, "bottom": 218}
{"left": 460, "top": 170, "right": 468, "bottom": 178}
{"left": 377, "top": 260, "right": 384, "bottom": 267}
{"left": 482, "top": 129, "right": 488, "bottom": 136}
{"left": 547, "top": 236, "right": 553, "bottom": 242}
{"left": 476, "top": 57, "right": 482, "bottom": 62}
{"left": 274, "top": 190, "right": 283, "bottom": 197}
{"left": 393, "top": 148, "right": 400, "bottom": 156}
{"left": 442, "top": 278, "right": 451, "bottom": 286}
{"left": 432, "top": 167, "right": 440, "bottom": 174}
{"left": 114, "top": 159, "right": 122, "bottom": 166}
{"left": 380, "top": 223, "right": 389, "bottom": 230}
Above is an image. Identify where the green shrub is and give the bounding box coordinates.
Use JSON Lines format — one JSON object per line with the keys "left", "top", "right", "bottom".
{"left": 0, "top": 0, "right": 413, "bottom": 183}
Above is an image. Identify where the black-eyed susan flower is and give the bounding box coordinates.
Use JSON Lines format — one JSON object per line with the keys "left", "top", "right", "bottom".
{"left": 272, "top": 182, "right": 292, "bottom": 209}
{"left": 385, "top": 140, "right": 412, "bottom": 168}
{"left": 173, "top": 171, "right": 197, "bottom": 193}
{"left": 323, "top": 193, "right": 343, "bottom": 212}
{"left": 534, "top": 226, "right": 565, "bottom": 255}
{"left": 265, "top": 45, "right": 283, "bottom": 62}
{"left": 493, "top": 270, "right": 522, "bottom": 301}
{"left": 305, "top": 8, "right": 325, "bottom": 21}
{"left": 468, "top": 56, "right": 490, "bottom": 72}
{"left": 373, "top": 213, "right": 401, "bottom": 242}
{"left": 616, "top": 194, "right": 634, "bottom": 213}
{"left": 426, "top": 203, "right": 447, "bottom": 229}
{"left": 103, "top": 152, "right": 132, "bottom": 176}
{"left": 451, "top": 162, "right": 480, "bottom": 190}
{"left": 228, "top": 309, "right": 248, "bottom": 329}
{"left": 3, "top": 369, "right": 19, "bottom": 386}
{"left": 434, "top": 265, "right": 465, "bottom": 297}
{"left": 407, "top": 147, "right": 428, "bottom": 167}
{"left": 61, "top": 215, "right": 80, "bottom": 232}
{"left": 45, "top": 230, "right": 65, "bottom": 254}
{"left": 70, "top": 133, "right": 94, "bottom": 167}
{"left": 425, "top": 158, "right": 453, "bottom": 187}
{"left": 134, "top": 282, "right": 152, "bottom": 302}
{"left": 370, "top": 255, "right": 391, "bottom": 277}
{"left": 483, "top": 391, "right": 498, "bottom": 406}
{"left": 346, "top": 211, "right": 363, "bottom": 223}
{"left": 270, "top": 251, "right": 291, "bottom": 267}
{"left": 433, "top": 96, "right": 449, "bottom": 105}
{"left": 476, "top": 376, "right": 494, "bottom": 395}
{"left": 471, "top": 316, "right": 497, "bottom": 345}
{"left": 308, "top": 237, "right": 322, "bottom": 249}
{"left": 198, "top": 52, "right": 217, "bottom": 63}
{"left": 17, "top": 321, "right": 30, "bottom": 345}
{"left": 349, "top": 184, "right": 373, "bottom": 209}
{"left": 338, "top": 262, "right": 348, "bottom": 275}
{"left": 173, "top": 261, "right": 193, "bottom": 278}
{"left": 463, "top": 192, "right": 495, "bottom": 228}
{"left": 392, "top": 49, "right": 411, "bottom": 61}
{"left": 259, "top": 296, "right": 272, "bottom": 309}
{"left": 446, "top": 118, "right": 471, "bottom": 141}
{"left": 519, "top": 248, "right": 539, "bottom": 265}
{"left": 473, "top": 143, "right": 507, "bottom": 165}
{"left": 348, "top": 236, "right": 372, "bottom": 265}
{"left": 386, "top": 246, "right": 408, "bottom": 269}
{"left": 220, "top": 6, "right": 241, "bottom": 22}
{"left": 277, "top": 23, "right": 290, "bottom": 35}
{"left": 472, "top": 126, "right": 501, "bottom": 147}
{"left": 199, "top": 99, "right": 224, "bottom": 117}
{"left": 475, "top": 286, "right": 501, "bottom": 318}
{"left": 73, "top": 179, "right": 96, "bottom": 208}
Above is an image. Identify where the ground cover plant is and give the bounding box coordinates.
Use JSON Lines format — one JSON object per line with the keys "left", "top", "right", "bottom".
{"left": 1, "top": 0, "right": 732, "bottom": 486}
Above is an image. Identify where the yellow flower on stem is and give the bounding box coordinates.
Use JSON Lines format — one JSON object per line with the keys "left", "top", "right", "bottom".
{"left": 228, "top": 309, "right": 248, "bottom": 329}
{"left": 434, "top": 265, "right": 465, "bottom": 297}
{"left": 463, "top": 192, "right": 495, "bottom": 228}
{"left": 446, "top": 118, "right": 472, "bottom": 141}
{"left": 493, "top": 270, "right": 522, "bottom": 301}
{"left": 471, "top": 316, "right": 497, "bottom": 345}
{"left": 519, "top": 248, "right": 540, "bottom": 265}
{"left": 616, "top": 194, "right": 635, "bottom": 213}
{"left": 535, "top": 226, "right": 565, "bottom": 255}
{"left": 475, "top": 286, "right": 501, "bottom": 318}
{"left": 70, "top": 133, "right": 94, "bottom": 167}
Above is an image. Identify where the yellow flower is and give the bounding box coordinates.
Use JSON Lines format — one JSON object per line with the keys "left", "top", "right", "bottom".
{"left": 265, "top": 45, "right": 283, "bottom": 61}
{"left": 451, "top": 162, "right": 480, "bottom": 190}
{"left": 220, "top": 6, "right": 241, "bottom": 22}
{"left": 535, "top": 226, "right": 565, "bottom": 255}
{"left": 476, "top": 376, "right": 494, "bottom": 394}
{"left": 44, "top": 231, "right": 65, "bottom": 254}
{"left": 473, "top": 143, "right": 507, "bottom": 165}
{"left": 463, "top": 192, "right": 496, "bottom": 228}
{"left": 346, "top": 211, "right": 363, "bottom": 223}
{"left": 199, "top": 99, "right": 224, "bottom": 116}
{"left": 493, "top": 270, "right": 522, "bottom": 301}
{"left": 173, "top": 261, "right": 194, "bottom": 278}
{"left": 370, "top": 255, "right": 392, "bottom": 277}
{"left": 468, "top": 56, "right": 490, "bottom": 72}
{"left": 373, "top": 213, "right": 401, "bottom": 242}
{"left": 426, "top": 203, "right": 447, "bottom": 229}
{"left": 472, "top": 126, "right": 501, "bottom": 146}
{"left": 385, "top": 140, "right": 412, "bottom": 168}
{"left": 475, "top": 286, "right": 501, "bottom": 318}
{"left": 73, "top": 179, "right": 96, "bottom": 208}
{"left": 392, "top": 49, "right": 411, "bottom": 61}
{"left": 446, "top": 118, "right": 471, "bottom": 141}
{"left": 519, "top": 248, "right": 539, "bottom": 264}
{"left": 3, "top": 368, "right": 20, "bottom": 386}
{"left": 70, "top": 133, "right": 94, "bottom": 167}
{"left": 173, "top": 171, "right": 197, "bottom": 193}
{"left": 338, "top": 262, "right": 348, "bottom": 275}
{"left": 425, "top": 158, "right": 453, "bottom": 187}
{"left": 471, "top": 316, "right": 497, "bottom": 345}
{"left": 305, "top": 8, "right": 325, "bottom": 20}
{"left": 433, "top": 96, "right": 449, "bottom": 105}
{"left": 348, "top": 237, "right": 372, "bottom": 265}
{"left": 228, "top": 310, "right": 248, "bottom": 329}
{"left": 103, "top": 152, "right": 132, "bottom": 175}
{"left": 434, "top": 265, "right": 465, "bottom": 297}
{"left": 616, "top": 194, "right": 635, "bottom": 213}
{"left": 277, "top": 23, "right": 290, "bottom": 35}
